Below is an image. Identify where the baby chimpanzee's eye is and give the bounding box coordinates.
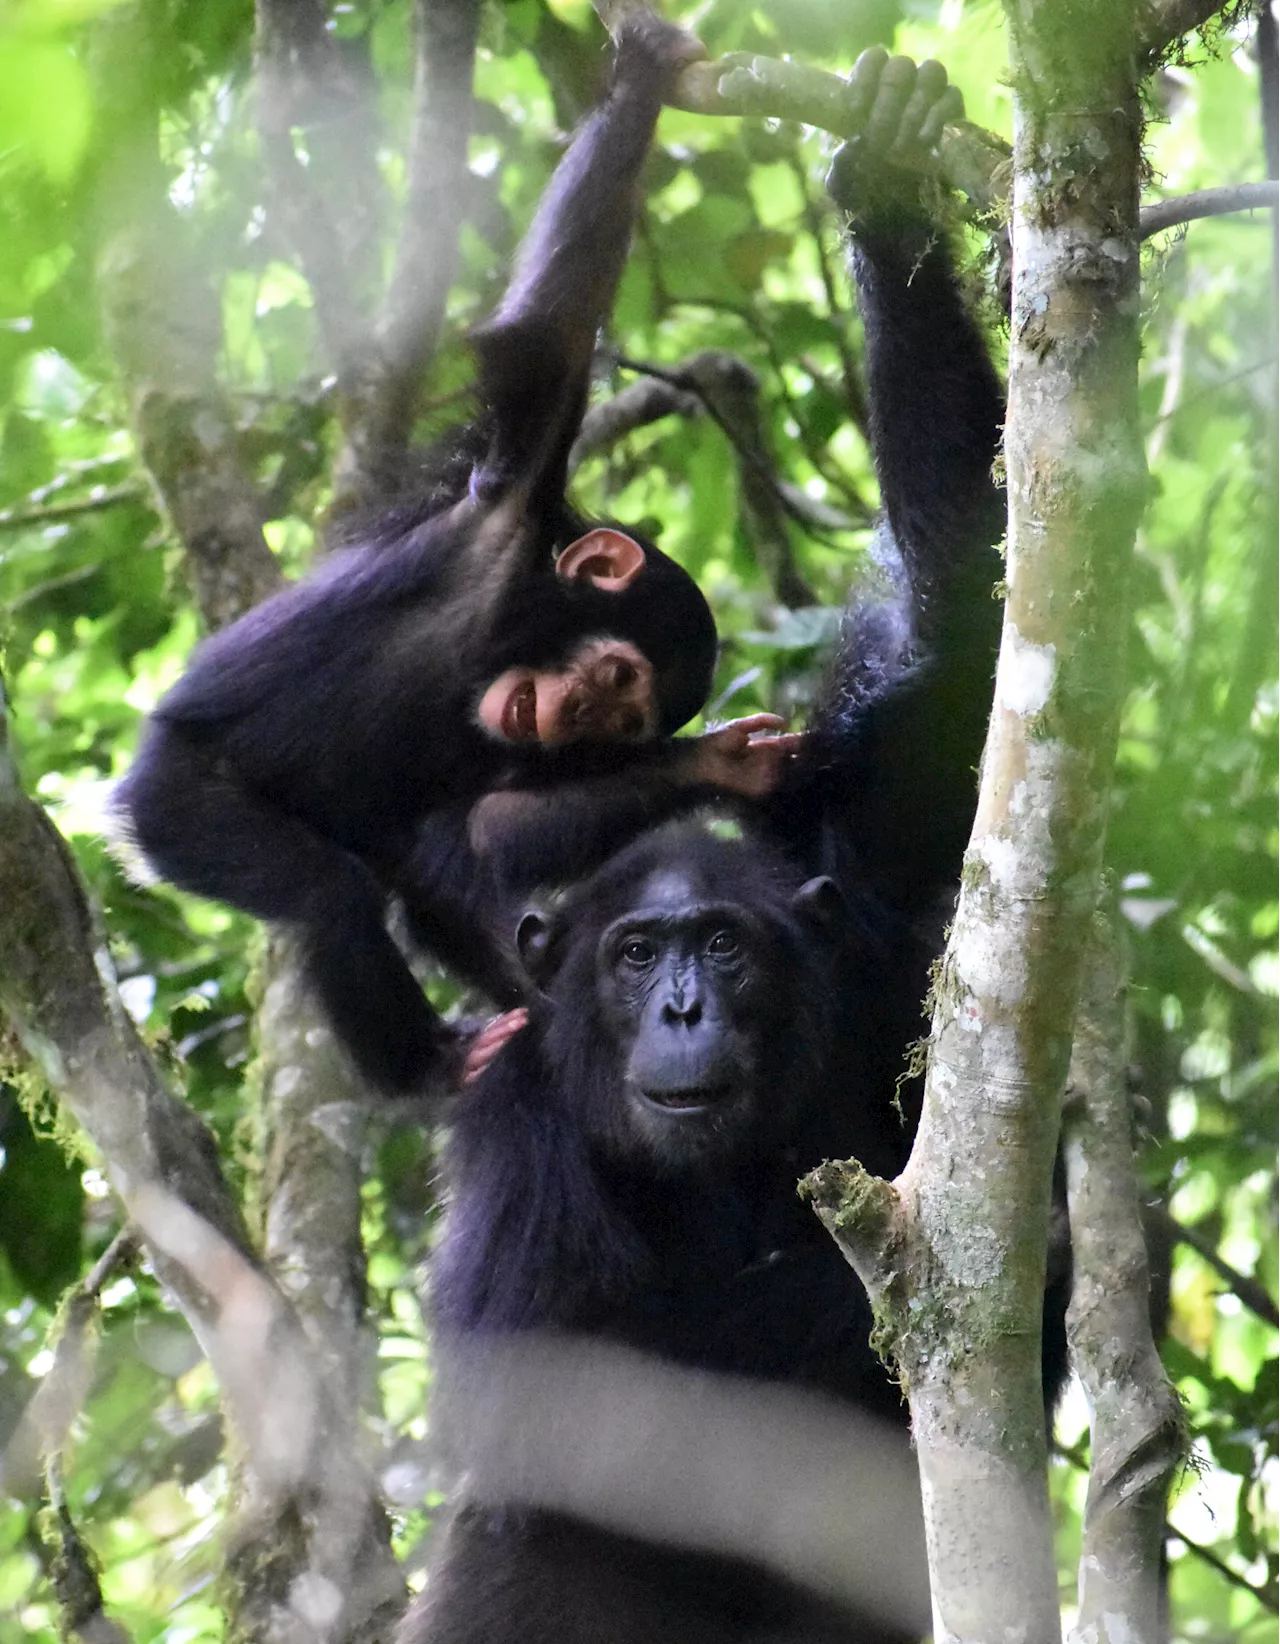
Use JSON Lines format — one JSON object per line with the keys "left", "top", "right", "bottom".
{"left": 613, "top": 659, "right": 637, "bottom": 690}
{"left": 617, "top": 709, "right": 645, "bottom": 740}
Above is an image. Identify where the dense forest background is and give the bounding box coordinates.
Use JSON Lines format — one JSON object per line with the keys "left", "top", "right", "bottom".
{"left": 0, "top": 1, "right": 1274, "bottom": 1640}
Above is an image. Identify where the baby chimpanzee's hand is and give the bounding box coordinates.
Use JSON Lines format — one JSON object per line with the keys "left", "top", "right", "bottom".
{"left": 686, "top": 714, "right": 804, "bottom": 800}
{"left": 828, "top": 50, "right": 964, "bottom": 217}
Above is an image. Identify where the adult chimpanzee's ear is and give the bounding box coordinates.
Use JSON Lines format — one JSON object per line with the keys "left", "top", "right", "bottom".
{"left": 515, "top": 910, "right": 553, "bottom": 982}
{"left": 556, "top": 529, "right": 646, "bottom": 592}
{"left": 793, "top": 875, "right": 844, "bottom": 928}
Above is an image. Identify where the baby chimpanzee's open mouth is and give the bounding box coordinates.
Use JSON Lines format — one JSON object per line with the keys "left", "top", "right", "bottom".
{"left": 501, "top": 679, "right": 539, "bottom": 742}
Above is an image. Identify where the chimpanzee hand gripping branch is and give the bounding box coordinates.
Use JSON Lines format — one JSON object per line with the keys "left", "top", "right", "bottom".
{"left": 114, "top": 15, "right": 797, "bottom": 1095}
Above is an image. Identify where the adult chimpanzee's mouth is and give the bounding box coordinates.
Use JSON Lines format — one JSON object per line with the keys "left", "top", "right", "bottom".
{"left": 641, "top": 1083, "right": 733, "bottom": 1113}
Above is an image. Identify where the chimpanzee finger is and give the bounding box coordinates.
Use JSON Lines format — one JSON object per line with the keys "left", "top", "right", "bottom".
{"left": 864, "top": 56, "right": 918, "bottom": 153}
{"left": 727, "top": 713, "right": 787, "bottom": 735}
{"left": 917, "top": 83, "right": 965, "bottom": 149}
{"left": 892, "top": 59, "right": 950, "bottom": 157}
{"left": 843, "top": 46, "right": 890, "bottom": 130}
{"left": 463, "top": 1009, "right": 529, "bottom": 1084}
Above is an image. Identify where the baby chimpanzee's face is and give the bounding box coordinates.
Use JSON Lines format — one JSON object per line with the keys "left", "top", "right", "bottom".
{"left": 477, "top": 638, "right": 656, "bottom": 747}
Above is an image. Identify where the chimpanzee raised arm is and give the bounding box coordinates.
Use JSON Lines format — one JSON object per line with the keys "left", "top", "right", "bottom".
{"left": 114, "top": 16, "right": 790, "bottom": 1097}
{"left": 780, "top": 49, "right": 1007, "bottom": 920}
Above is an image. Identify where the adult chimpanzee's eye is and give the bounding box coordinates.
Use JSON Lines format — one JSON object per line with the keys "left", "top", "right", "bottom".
{"left": 707, "top": 930, "right": 739, "bottom": 957}
{"left": 621, "top": 937, "right": 655, "bottom": 966}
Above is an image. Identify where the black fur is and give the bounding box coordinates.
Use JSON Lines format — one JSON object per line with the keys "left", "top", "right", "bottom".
{"left": 114, "top": 17, "right": 718, "bottom": 1095}
{"left": 404, "top": 76, "right": 1047, "bottom": 1644}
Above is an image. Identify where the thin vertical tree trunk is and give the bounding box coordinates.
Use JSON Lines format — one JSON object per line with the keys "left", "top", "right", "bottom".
{"left": 806, "top": 3, "right": 1148, "bottom": 1638}
{"left": 1063, "top": 907, "right": 1184, "bottom": 1644}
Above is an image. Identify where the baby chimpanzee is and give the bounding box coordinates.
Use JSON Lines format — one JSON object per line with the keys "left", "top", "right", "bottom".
{"left": 115, "top": 16, "right": 795, "bottom": 1095}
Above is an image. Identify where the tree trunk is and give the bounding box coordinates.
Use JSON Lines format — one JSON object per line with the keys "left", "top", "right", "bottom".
{"left": 806, "top": 3, "right": 1149, "bottom": 1639}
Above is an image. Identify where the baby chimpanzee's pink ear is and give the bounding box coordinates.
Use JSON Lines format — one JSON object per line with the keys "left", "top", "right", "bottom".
{"left": 556, "top": 529, "right": 646, "bottom": 592}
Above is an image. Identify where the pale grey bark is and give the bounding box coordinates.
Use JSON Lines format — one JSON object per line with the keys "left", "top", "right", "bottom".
{"left": 1063, "top": 910, "right": 1184, "bottom": 1644}
{"left": 806, "top": 0, "right": 1150, "bottom": 1638}
{"left": 1141, "top": 179, "right": 1279, "bottom": 237}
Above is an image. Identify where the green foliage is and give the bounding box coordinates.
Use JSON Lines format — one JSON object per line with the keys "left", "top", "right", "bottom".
{"left": 0, "top": 1, "right": 1274, "bottom": 1639}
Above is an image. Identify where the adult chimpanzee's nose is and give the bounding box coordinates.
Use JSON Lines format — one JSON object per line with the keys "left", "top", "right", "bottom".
{"left": 661, "top": 988, "right": 703, "bottom": 1028}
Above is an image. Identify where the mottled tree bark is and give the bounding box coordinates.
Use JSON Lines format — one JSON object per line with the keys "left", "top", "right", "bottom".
{"left": 1063, "top": 908, "right": 1184, "bottom": 1644}
{"left": 806, "top": 1, "right": 1150, "bottom": 1639}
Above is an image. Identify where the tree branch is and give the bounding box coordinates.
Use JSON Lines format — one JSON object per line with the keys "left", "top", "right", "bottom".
{"left": 1140, "top": 179, "right": 1279, "bottom": 236}
{"left": 44, "top": 1453, "right": 133, "bottom": 1644}
{"left": 592, "top": 0, "right": 1009, "bottom": 219}
{"left": 0, "top": 704, "right": 403, "bottom": 1642}
{"left": 571, "top": 375, "right": 704, "bottom": 466}
{"left": 1063, "top": 908, "right": 1185, "bottom": 1644}
{"left": 673, "top": 351, "right": 818, "bottom": 605}
{"left": 368, "top": 0, "right": 483, "bottom": 475}
{"left": 0, "top": 485, "right": 146, "bottom": 534}
{"left": 1136, "top": 0, "right": 1236, "bottom": 61}
{"left": 80, "top": 21, "right": 402, "bottom": 1629}
{"left": 253, "top": 0, "right": 373, "bottom": 381}
{"left": 1154, "top": 1205, "right": 1280, "bottom": 1326}
{"left": 0, "top": 706, "right": 257, "bottom": 1335}
{"left": 90, "top": 9, "right": 279, "bottom": 631}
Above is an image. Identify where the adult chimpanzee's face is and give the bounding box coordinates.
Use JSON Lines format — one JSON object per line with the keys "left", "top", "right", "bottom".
{"left": 592, "top": 868, "right": 778, "bottom": 1165}
{"left": 519, "top": 838, "right": 840, "bottom": 1173}
{"left": 476, "top": 638, "right": 657, "bottom": 748}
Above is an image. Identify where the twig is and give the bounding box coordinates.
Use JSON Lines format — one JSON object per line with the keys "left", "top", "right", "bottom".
{"left": 2, "top": 1231, "right": 140, "bottom": 1496}
{"left": 572, "top": 363, "right": 864, "bottom": 541}
{"left": 1140, "top": 180, "right": 1279, "bottom": 236}
{"left": 618, "top": 352, "right": 859, "bottom": 563}
{"left": 1152, "top": 1205, "right": 1280, "bottom": 1326}
{"left": 0, "top": 486, "right": 146, "bottom": 533}
{"left": 1167, "top": 1528, "right": 1280, "bottom": 1610}
{"left": 669, "top": 297, "right": 871, "bottom": 515}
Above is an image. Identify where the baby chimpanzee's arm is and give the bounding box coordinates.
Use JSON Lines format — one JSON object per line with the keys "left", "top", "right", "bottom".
{"left": 471, "top": 15, "right": 705, "bottom": 525}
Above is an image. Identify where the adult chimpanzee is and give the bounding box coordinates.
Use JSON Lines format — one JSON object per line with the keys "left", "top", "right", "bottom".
{"left": 113, "top": 15, "right": 794, "bottom": 1096}
{"left": 406, "top": 50, "right": 1067, "bottom": 1644}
